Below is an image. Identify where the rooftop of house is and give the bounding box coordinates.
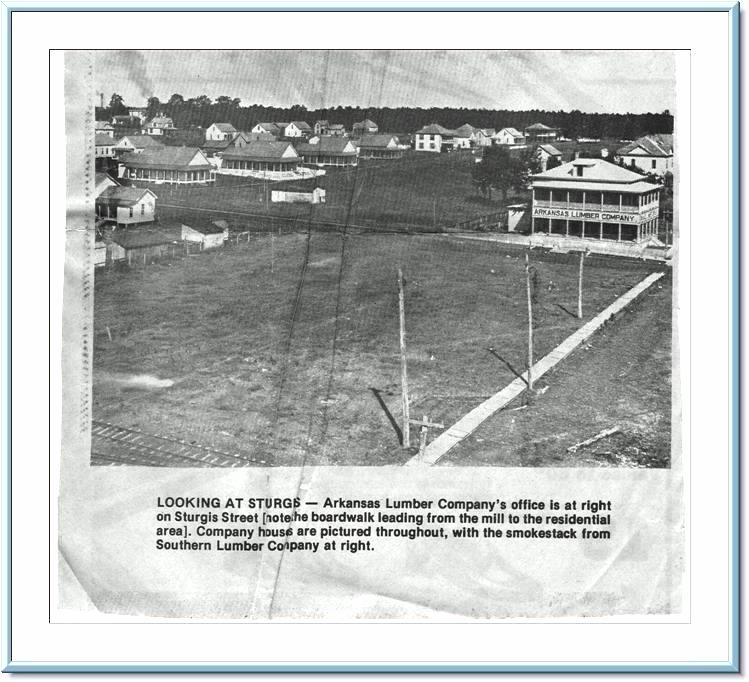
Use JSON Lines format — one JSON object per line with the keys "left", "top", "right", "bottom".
{"left": 212, "top": 122, "right": 237, "bottom": 133}
{"left": 525, "top": 122, "right": 557, "bottom": 131}
{"left": 95, "top": 133, "right": 116, "bottom": 146}
{"left": 145, "top": 116, "right": 174, "bottom": 127}
{"left": 357, "top": 133, "right": 398, "bottom": 148}
{"left": 453, "top": 123, "right": 477, "bottom": 137}
{"left": 538, "top": 144, "right": 562, "bottom": 156}
{"left": 500, "top": 127, "right": 523, "bottom": 137}
{"left": 290, "top": 121, "right": 312, "bottom": 130}
{"left": 115, "top": 135, "right": 166, "bottom": 149}
{"left": 297, "top": 137, "right": 356, "bottom": 154}
{"left": 221, "top": 140, "right": 298, "bottom": 160}
{"left": 617, "top": 134, "right": 674, "bottom": 157}
{"left": 166, "top": 217, "right": 227, "bottom": 235}
{"left": 416, "top": 123, "right": 454, "bottom": 136}
{"left": 354, "top": 118, "right": 377, "bottom": 128}
{"left": 121, "top": 146, "right": 212, "bottom": 170}
{"left": 96, "top": 186, "right": 156, "bottom": 206}
{"left": 110, "top": 230, "right": 174, "bottom": 249}
{"left": 95, "top": 172, "right": 118, "bottom": 187}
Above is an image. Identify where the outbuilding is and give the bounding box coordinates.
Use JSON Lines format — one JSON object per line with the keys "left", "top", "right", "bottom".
{"left": 95, "top": 186, "right": 157, "bottom": 226}
{"left": 178, "top": 218, "right": 229, "bottom": 249}
{"left": 109, "top": 230, "right": 175, "bottom": 264}
{"left": 271, "top": 184, "right": 326, "bottom": 204}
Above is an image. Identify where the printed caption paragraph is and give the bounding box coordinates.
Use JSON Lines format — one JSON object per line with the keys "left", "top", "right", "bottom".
{"left": 154, "top": 496, "right": 614, "bottom": 553}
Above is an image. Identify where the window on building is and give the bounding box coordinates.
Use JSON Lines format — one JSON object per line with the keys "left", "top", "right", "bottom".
{"left": 568, "top": 191, "right": 583, "bottom": 204}
{"left": 651, "top": 159, "right": 657, "bottom": 169}
{"left": 141, "top": 204, "right": 145, "bottom": 215}
{"left": 551, "top": 190, "right": 566, "bottom": 203}
{"left": 129, "top": 207, "right": 133, "bottom": 218}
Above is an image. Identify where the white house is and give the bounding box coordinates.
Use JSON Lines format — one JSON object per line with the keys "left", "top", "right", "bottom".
{"left": 616, "top": 134, "right": 674, "bottom": 176}
{"left": 205, "top": 122, "right": 238, "bottom": 141}
{"left": 453, "top": 124, "right": 477, "bottom": 149}
{"left": 284, "top": 121, "right": 313, "bottom": 138}
{"left": 95, "top": 186, "right": 157, "bottom": 225}
{"left": 142, "top": 116, "right": 175, "bottom": 136}
{"left": 414, "top": 124, "right": 454, "bottom": 153}
{"left": 353, "top": 118, "right": 378, "bottom": 135}
{"left": 475, "top": 129, "right": 495, "bottom": 147}
{"left": 357, "top": 134, "right": 406, "bottom": 160}
{"left": 252, "top": 122, "right": 282, "bottom": 136}
{"left": 179, "top": 218, "right": 229, "bottom": 249}
{"left": 95, "top": 134, "right": 117, "bottom": 158}
{"left": 494, "top": 127, "right": 525, "bottom": 146}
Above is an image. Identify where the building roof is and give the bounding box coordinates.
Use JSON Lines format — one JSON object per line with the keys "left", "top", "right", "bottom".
{"left": 538, "top": 144, "right": 562, "bottom": 156}
{"left": 212, "top": 122, "right": 237, "bottom": 133}
{"left": 254, "top": 122, "right": 281, "bottom": 133}
{"left": 532, "top": 159, "right": 661, "bottom": 193}
{"left": 290, "top": 120, "right": 312, "bottom": 131}
{"left": 221, "top": 140, "right": 299, "bottom": 161}
{"left": 480, "top": 128, "right": 496, "bottom": 136}
{"left": 96, "top": 186, "right": 156, "bottom": 206}
{"left": 111, "top": 230, "right": 174, "bottom": 249}
{"left": 115, "top": 135, "right": 165, "bottom": 149}
{"left": 244, "top": 132, "right": 276, "bottom": 142}
{"left": 95, "top": 121, "right": 114, "bottom": 129}
{"left": 95, "top": 133, "right": 116, "bottom": 146}
{"left": 328, "top": 123, "right": 346, "bottom": 130}
{"left": 297, "top": 137, "right": 357, "bottom": 155}
{"left": 172, "top": 217, "right": 227, "bottom": 235}
{"left": 453, "top": 123, "right": 477, "bottom": 137}
{"left": 95, "top": 172, "right": 118, "bottom": 187}
{"left": 499, "top": 127, "right": 523, "bottom": 137}
{"left": 357, "top": 134, "right": 398, "bottom": 149}
{"left": 145, "top": 116, "right": 174, "bottom": 128}
{"left": 525, "top": 122, "right": 556, "bottom": 131}
{"left": 121, "top": 146, "right": 213, "bottom": 171}
{"left": 315, "top": 120, "right": 329, "bottom": 126}
{"left": 416, "top": 123, "right": 454, "bottom": 135}
{"left": 272, "top": 184, "right": 323, "bottom": 194}
{"left": 354, "top": 118, "right": 377, "bottom": 128}
{"left": 617, "top": 134, "right": 674, "bottom": 157}
{"left": 274, "top": 122, "right": 290, "bottom": 128}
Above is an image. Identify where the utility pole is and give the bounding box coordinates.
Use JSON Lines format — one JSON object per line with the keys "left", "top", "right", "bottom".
{"left": 398, "top": 267, "right": 410, "bottom": 448}
{"left": 577, "top": 249, "right": 587, "bottom": 319}
{"left": 525, "top": 251, "right": 534, "bottom": 391}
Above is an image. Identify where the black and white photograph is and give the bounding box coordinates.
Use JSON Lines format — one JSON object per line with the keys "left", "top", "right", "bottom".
{"left": 87, "top": 49, "right": 676, "bottom": 469}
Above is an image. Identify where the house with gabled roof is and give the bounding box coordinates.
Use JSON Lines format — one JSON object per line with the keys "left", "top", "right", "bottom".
{"left": 95, "top": 186, "right": 157, "bottom": 225}
{"left": 205, "top": 122, "right": 238, "bottom": 141}
{"left": 616, "top": 134, "right": 674, "bottom": 176}
{"left": 494, "top": 127, "right": 525, "bottom": 146}
{"left": 357, "top": 134, "right": 406, "bottom": 160}
{"left": 119, "top": 147, "right": 215, "bottom": 184}
{"left": 314, "top": 120, "right": 330, "bottom": 135}
{"left": 524, "top": 122, "right": 558, "bottom": 142}
{"left": 252, "top": 122, "right": 282, "bottom": 136}
{"left": 109, "top": 230, "right": 175, "bottom": 265}
{"left": 171, "top": 216, "right": 229, "bottom": 250}
{"left": 296, "top": 136, "right": 358, "bottom": 167}
{"left": 142, "top": 115, "right": 175, "bottom": 136}
{"left": 95, "top": 172, "right": 119, "bottom": 197}
{"left": 536, "top": 143, "right": 563, "bottom": 171}
{"left": 218, "top": 140, "right": 302, "bottom": 179}
{"left": 95, "top": 120, "right": 116, "bottom": 137}
{"left": 475, "top": 128, "right": 495, "bottom": 147}
{"left": 453, "top": 123, "right": 478, "bottom": 149}
{"left": 414, "top": 124, "right": 454, "bottom": 153}
{"left": 95, "top": 134, "right": 117, "bottom": 158}
{"left": 284, "top": 121, "right": 313, "bottom": 138}
{"left": 353, "top": 118, "right": 378, "bottom": 136}
{"left": 113, "top": 135, "right": 166, "bottom": 155}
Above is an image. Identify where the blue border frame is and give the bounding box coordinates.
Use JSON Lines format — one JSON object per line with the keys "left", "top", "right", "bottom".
{"left": 2, "top": 1, "right": 739, "bottom": 673}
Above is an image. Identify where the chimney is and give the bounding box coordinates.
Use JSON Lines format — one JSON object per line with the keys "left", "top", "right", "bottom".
{"left": 99, "top": 92, "right": 104, "bottom": 109}
{"left": 574, "top": 150, "right": 580, "bottom": 160}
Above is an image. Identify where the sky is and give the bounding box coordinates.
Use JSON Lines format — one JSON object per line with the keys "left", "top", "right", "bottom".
{"left": 94, "top": 50, "right": 675, "bottom": 114}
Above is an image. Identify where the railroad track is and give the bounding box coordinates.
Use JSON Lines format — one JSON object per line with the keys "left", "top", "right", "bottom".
{"left": 90, "top": 420, "right": 267, "bottom": 467}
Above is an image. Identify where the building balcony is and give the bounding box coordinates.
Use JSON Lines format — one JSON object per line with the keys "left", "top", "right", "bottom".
{"left": 533, "top": 200, "right": 642, "bottom": 213}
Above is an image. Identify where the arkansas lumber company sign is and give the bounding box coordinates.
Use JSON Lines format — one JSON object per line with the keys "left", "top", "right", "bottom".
{"left": 532, "top": 206, "right": 658, "bottom": 224}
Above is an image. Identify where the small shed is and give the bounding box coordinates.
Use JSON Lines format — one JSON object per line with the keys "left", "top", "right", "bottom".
{"left": 178, "top": 218, "right": 229, "bottom": 250}
{"left": 271, "top": 185, "right": 326, "bottom": 204}
{"left": 506, "top": 203, "right": 530, "bottom": 232}
{"left": 110, "top": 230, "right": 175, "bottom": 264}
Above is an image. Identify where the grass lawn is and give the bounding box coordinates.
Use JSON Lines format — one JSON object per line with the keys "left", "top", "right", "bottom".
{"left": 142, "top": 151, "right": 525, "bottom": 232}
{"left": 93, "top": 233, "right": 671, "bottom": 467}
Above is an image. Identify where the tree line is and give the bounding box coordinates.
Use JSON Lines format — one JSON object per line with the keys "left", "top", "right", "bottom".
{"left": 99, "top": 93, "right": 673, "bottom": 140}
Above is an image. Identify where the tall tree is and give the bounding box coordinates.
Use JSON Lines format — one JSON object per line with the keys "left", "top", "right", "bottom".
{"left": 108, "top": 93, "right": 127, "bottom": 115}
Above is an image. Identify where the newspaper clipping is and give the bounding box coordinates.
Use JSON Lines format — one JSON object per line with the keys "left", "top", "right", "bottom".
{"left": 59, "top": 49, "right": 682, "bottom": 620}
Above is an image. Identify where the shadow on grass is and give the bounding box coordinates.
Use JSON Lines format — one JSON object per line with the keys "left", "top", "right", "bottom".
{"left": 556, "top": 303, "right": 579, "bottom": 319}
{"left": 486, "top": 347, "right": 528, "bottom": 387}
{"left": 369, "top": 387, "right": 403, "bottom": 446}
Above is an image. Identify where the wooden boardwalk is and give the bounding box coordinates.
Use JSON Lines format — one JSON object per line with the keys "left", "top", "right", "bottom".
{"left": 405, "top": 271, "right": 666, "bottom": 467}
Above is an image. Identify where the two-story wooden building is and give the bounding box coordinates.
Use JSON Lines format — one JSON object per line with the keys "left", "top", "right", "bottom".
{"left": 530, "top": 159, "right": 661, "bottom": 243}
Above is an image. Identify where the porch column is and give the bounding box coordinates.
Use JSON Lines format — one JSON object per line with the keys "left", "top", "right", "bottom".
{"left": 599, "top": 222, "right": 603, "bottom": 240}
{"left": 618, "top": 223, "right": 622, "bottom": 241}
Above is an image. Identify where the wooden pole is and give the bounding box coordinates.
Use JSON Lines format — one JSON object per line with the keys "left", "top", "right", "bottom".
{"left": 398, "top": 267, "right": 410, "bottom": 448}
{"left": 577, "top": 250, "right": 585, "bottom": 319}
{"left": 419, "top": 414, "right": 428, "bottom": 457}
{"left": 525, "top": 252, "right": 534, "bottom": 391}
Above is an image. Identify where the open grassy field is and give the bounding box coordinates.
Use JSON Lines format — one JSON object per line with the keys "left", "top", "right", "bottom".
{"left": 143, "top": 151, "right": 525, "bottom": 232}
{"left": 92, "top": 233, "right": 671, "bottom": 467}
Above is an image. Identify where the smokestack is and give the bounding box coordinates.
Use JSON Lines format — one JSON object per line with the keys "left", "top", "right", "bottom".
{"left": 99, "top": 92, "right": 104, "bottom": 109}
